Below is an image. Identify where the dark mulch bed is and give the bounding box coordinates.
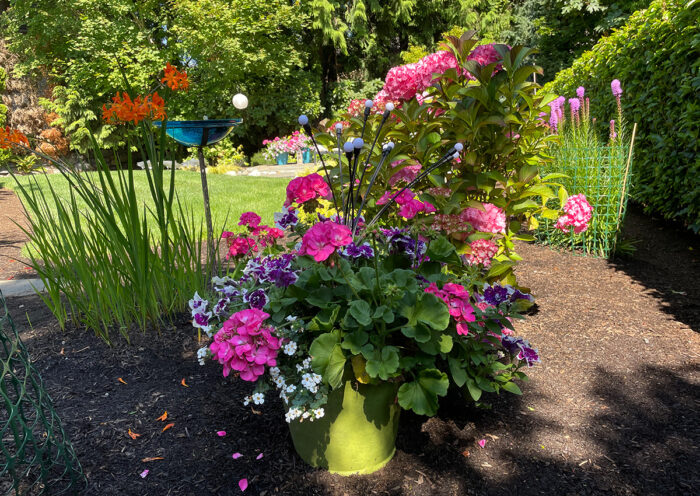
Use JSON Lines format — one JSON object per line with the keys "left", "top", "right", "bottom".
{"left": 2, "top": 205, "right": 699, "bottom": 495}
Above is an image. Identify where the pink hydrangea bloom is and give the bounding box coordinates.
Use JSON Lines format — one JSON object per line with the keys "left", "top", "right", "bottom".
{"left": 372, "top": 89, "right": 400, "bottom": 113}
{"left": 388, "top": 163, "right": 422, "bottom": 186}
{"left": 555, "top": 194, "right": 592, "bottom": 234}
{"left": 239, "top": 212, "right": 261, "bottom": 228}
{"left": 384, "top": 63, "right": 419, "bottom": 101}
{"left": 460, "top": 203, "right": 506, "bottom": 234}
{"left": 415, "top": 50, "right": 460, "bottom": 91}
{"left": 285, "top": 173, "right": 330, "bottom": 206}
{"left": 467, "top": 44, "right": 504, "bottom": 67}
{"left": 465, "top": 238, "right": 498, "bottom": 267}
{"left": 210, "top": 309, "right": 280, "bottom": 381}
{"left": 299, "top": 221, "right": 353, "bottom": 262}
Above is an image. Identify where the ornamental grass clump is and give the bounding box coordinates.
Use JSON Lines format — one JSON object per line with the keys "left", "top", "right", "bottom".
{"left": 3, "top": 64, "right": 216, "bottom": 342}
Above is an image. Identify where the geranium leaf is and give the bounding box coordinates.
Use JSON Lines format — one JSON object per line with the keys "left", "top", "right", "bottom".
{"left": 365, "top": 346, "right": 400, "bottom": 380}
{"left": 397, "top": 369, "right": 449, "bottom": 416}
{"left": 310, "top": 331, "right": 346, "bottom": 389}
{"left": 400, "top": 292, "right": 450, "bottom": 331}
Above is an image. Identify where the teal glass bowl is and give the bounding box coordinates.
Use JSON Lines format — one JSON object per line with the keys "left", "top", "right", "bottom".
{"left": 153, "top": 119, "right": 242, "bottom": 147}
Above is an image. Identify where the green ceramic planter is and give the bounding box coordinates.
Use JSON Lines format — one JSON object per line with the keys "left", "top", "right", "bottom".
{"left": 288, "top": 380, "right": 400, "bottom": 475}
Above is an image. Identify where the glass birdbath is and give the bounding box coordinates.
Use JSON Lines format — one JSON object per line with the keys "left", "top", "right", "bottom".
{"left": 154, "top": 118, "right": 243, "bottom": 264}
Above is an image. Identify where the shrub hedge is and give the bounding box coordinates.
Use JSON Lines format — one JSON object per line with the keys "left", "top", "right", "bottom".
{"left": 545, "top": 0, "right": 700, "bottom": 231}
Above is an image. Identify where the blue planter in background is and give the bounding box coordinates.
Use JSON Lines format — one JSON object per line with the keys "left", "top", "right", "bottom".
{"left": 302, "top": 149, "right": 313, "bottom": 163}
{"left": 276, "top": 153, "right": 289, "bottom": 165}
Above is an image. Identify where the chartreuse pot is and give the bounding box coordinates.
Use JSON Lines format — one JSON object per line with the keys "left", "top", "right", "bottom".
{"left": 288, "top": 379, "right": 400, "bottom": 475}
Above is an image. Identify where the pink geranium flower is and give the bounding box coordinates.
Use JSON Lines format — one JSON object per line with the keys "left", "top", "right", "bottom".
{"left": 210, "top": 309, "right": 280, "bottom": 382}
{"left": 285, "top": 173, "right": 330, "bottom": 206}
{"left": 239, "top": 212, "right": 261, "bottom": 228}
{"left": 425, "top": 282, "right": 475, "bottom": 335}
{"left": 298, "top": 221, "right": 353, "bottom": 262}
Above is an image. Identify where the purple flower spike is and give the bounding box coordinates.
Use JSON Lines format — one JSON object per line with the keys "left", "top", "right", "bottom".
{"left": 576, "top": 86, "right": 585, "bottom": 99}
{"left": 568, "top": 98, "right": 580, "bottom": 114}
{"left": 611, "top": 79, "right": 623, "bottom": 98}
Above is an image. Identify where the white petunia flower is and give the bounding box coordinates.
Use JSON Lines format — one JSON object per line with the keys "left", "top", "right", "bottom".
{"left": 243, "top": 396, "right": 251, "bottom": 406}
{"left": 283, "top": 341, "right": 298, "bottom": 356}
{"left": 313, "top": 408, "right": 325, "bottom": 419}
{"left": 252, "top": 392, "right": 265, "bottom": 405}
{"left": 196, "top": 346, "right": 208, "bottom": 366}
{"left": 285, "top": 315, "right": 298, "bottom": 322}
{"left": 273, "top": 376, "right": 286, "bottom": 389}
{"left": 269, "top": 367, "right": 280, "bottom": 378}
{"left": 285, "top": 384, "right": 296, "bottom": 394}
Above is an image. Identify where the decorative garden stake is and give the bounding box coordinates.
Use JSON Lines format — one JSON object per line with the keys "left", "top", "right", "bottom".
{"left": 154, "top": 116, "right": 243, "bottom": 264}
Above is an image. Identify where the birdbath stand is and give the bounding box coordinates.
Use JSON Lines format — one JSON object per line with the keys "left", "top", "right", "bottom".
{"left": 154, "top": 118, "right": 243, "bottom": 267}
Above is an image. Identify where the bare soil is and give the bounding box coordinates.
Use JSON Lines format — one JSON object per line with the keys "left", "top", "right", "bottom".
{"left": 1, "top": 187, "right": 699, "bottom": 495}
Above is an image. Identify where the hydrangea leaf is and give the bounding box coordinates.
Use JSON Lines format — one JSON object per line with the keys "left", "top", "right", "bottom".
{"left": 397, "top": 369, "right": 449, "bottom": 416}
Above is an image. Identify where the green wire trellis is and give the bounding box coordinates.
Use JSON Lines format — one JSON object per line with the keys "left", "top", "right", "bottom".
{"left": 536, "top": 131, "right": 636, "bottom": 258}
{"left": 0, "top": 290, "right": 85, "bottom": 495}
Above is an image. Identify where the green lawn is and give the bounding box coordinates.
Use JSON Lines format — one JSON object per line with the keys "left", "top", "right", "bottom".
{"left": 2, "top": 170, "right": 290, "bottom": 234}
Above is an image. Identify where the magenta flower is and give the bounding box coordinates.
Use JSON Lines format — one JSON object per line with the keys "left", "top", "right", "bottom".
{"left": 384, "top": 63, "right": 420, "bottom": 101}
{"left": 285, "top": 173, "right": 330, "bottom": 206}
{"left": 209, "top": 309, "right": 280, "bottom": 381}
{"left": 238, "top": 212, "right": 261, "bottom": 228}
{"left": 576, "top": 86, "right": 585, "bottom": 99}
{"left": 611, "top": 79, "right": 623, "bottom": 98}
{"left": 298, "top": 221, "right": 352, "bottom": 262}
{"left": 425, "top": 282, "right": 475, "bottom": 336}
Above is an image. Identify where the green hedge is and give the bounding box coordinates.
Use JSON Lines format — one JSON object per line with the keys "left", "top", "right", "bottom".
{"left": 545, "top": 0, "right": 700, "bottom": 231}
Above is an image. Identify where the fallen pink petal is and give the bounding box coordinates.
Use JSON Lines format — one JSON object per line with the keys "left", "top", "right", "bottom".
{"left": 232, "top": 452, "right": 242, "bottom": 459}
{"left": 139, "top": 469, "right": 149, "bottom": 478}
{"left": 478, "top": 439, "right": 487, "bottom": 448}
{"left": 216, "top": 431, "right": 226, "bottom": 437}
{"left": 238, "top": 478, "right": 248, "bottom": 492}
{"left": 256, "top": 452, "right": 263, "bottom": 460}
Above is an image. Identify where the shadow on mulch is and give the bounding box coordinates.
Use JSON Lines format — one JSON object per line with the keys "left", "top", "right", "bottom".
{"left": 3, "top": 292, "right": 699, "bottom": 496}
{"left": 611, "top": 204, "right": 700, "bottom": 332}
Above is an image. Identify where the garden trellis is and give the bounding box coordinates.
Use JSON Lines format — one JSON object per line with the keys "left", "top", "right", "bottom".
{"left": 0, "top": 291, "right": 85, "bottom": 495}
{"left": 537, "top": 124, "right": 636, "bottom": 257}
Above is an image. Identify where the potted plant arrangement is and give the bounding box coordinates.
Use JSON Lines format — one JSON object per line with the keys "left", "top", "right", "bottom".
{"left": 191, "top": 35, "right": 591, "bottom": 476}
{"left": 262, "top": 131, "right": 312, "bottom": 165}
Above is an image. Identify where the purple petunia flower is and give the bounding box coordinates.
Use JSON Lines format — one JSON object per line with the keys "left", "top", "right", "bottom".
{"left": 483, "top": 284, "right": 509, "bottom": 306}
{"left": 340, "top": 242, "right": 374, "bottom": 259}
{"left": 244, "top": 289, "right": 269, "bottom": 310}
{"left": 212, "top": 298, "right": 229, "bottom": 317}
{"left": 274, "top": 206, "right": 298, "bottom": 230}
{"left": 518, "top": 345, "right": 540, "bottom": 367}
{"left": 382, "top": 228, "right": 427, "bottom": 259}
{"left": 501, "top": 336, "right": 540, "bottom": 367}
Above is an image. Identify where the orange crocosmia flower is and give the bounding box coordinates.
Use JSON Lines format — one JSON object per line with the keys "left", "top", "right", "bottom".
{"left": 156, "top": 411, "right": 168, "bottom": 422}
{"left": 161, "top": 62, "right": 189, "bottom": 91}
{"left": 180, "top": 378, "right": 189, "bottom": 387}
{"left": 0, "top": 126, "right": 30, "bottom": 149}
{"left": 127, "top": 429, "right": 141, "bottom": 440}
{"left": 102, "top": 92, "right": 167, "bottom": 125}
{"left": 161, "top": 423, "right": 175, "bottom": 433}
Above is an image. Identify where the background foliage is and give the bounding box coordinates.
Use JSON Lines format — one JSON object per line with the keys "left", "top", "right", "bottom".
{"left": 545, "top": 0, "right": 700, "bottom": 231}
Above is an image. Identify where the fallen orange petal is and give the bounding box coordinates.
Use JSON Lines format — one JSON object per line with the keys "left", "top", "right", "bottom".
{"left": 181, "top": 378, "right": 189, "bottom": 387}
{"left": 118, "top": 377, "right": 127, "bottom": 385}
{"left": 127, "top": 429, "right": 141, "bottom": 440}
{"left": 156, "top": 411, "right": 168, "bottom": 422}
{"left": 141, "top": 457, "right": 164, "bottom": 462}
{"left": 162, "top": 423, "right": 174, "bottom": 432}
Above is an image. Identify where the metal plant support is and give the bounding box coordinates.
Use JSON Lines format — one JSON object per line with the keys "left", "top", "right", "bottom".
{"left": 536, "top": 124, "right": 637, "bottom": 258}
{"left": 0, "top": 291, "right": 85, "bottom": 495}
